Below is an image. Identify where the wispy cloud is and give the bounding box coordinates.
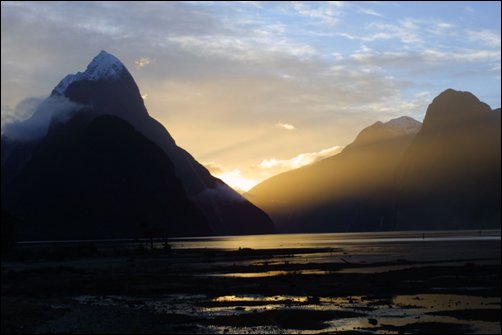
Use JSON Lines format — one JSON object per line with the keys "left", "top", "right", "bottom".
{"left": 238, "top": 1, "right": 262, "bottom": 9}
{"left": 276, "top": 122, "right": 295, "bottom": 130}
{"left": 2, "top": 1, "right": 500, "bottom": 182}
{"left": 259, "top": 145, "right": 342, "bottom": 171}
{"left": 167, "top": 34, "right": 317, "bottom": 62}
{"left": 358, "top": 7, "right": 383, "bottom": 17}
{"left": 135, "top": 57, "right": 153, "bottom": 69}
{"left": 2, "top": 96, "right": 84, "bottom": 141}
{"left": 351, "top": 48, "right": 501, "bottom": 67}
{"left": 292, "top": 1, "right": 340, "bottom": 26}
{"left": 334, "top": 19, "right": 421, "bottom": 44}
{"left": 203, "top": 144, "right": 343, "bottom": 191}
{"left": 466, "top": 29, "right": 501, "bottom": 48}
{"left": 1, "top": 97, "right": 44, "bottom": 130}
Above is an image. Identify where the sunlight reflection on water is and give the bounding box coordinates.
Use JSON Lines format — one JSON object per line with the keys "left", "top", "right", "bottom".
{"left": 168, "top": 230, "right": 500, "bottom": 250}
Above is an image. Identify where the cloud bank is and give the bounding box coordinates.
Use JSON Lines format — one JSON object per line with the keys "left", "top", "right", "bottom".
{"left": 2, "top": 96, "right": 84, "bottom": 141}
{"left": 1, "top": 1, "right": 499, "bottom": 182}
{"left": 204, "top": 145, "right": 343, "bottom": 192}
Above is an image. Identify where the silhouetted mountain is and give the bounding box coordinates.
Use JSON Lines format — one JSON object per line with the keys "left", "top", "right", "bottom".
{"left": 246, "top": 116, "right": 421, "bottom": 233}
{"left": 2, "top": 50, "right": 274, "bottom": 240}
{"left": 395, "top": 89, "right": 501, "bottom": 230}
{"left": 1, "top": 209, "right": 18, "bottom": 254}
{"left": 4, "top": 115, "right": 210, "bottom": 240}
{"left": 247, "top": 89, "right": 501, "bottom": 233}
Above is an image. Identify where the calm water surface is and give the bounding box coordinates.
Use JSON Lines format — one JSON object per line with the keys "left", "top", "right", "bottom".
{"left": 168, "top": 230, "right": 500, "bottom": 250}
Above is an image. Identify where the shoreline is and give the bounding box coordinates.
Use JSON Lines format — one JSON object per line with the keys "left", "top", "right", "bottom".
{"left": 2, "top": 234, "right": 500, "bottom": 334}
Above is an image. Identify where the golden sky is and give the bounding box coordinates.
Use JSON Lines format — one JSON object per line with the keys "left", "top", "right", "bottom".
{"left": 2, "top": 2, "right": 500, "bottom": 191}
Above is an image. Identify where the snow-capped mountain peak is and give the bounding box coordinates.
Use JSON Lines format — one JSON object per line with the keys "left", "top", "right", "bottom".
{"left": 85, "top": 50, "right": 125, "bottom": 80}
{"left": 53, "top": 50, "right": 127, "bottom": 95}
{"left": 384, "top": 116, "right": 421, "bottom": 134}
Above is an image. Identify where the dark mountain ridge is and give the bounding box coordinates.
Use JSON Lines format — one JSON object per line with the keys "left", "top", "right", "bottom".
{"left": 247, "top": 89, "right": 500, "bottom": 232}
{"left": 2, "top": 50, "right": 275, "bottom": 240}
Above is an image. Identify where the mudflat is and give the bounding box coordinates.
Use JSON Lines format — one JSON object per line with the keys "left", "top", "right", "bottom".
{"left": 2, "top": 231, "right": 500, "bottom": 334}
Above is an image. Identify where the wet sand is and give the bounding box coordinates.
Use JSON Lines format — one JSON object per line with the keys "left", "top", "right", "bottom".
{"left": 1, "top": 231, "right": 500, "bottom": 334}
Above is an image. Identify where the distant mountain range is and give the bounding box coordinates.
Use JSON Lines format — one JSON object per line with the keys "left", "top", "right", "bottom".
{"left": 1, "top": 51, "right": 275, "bottom": 240}
{"left": 2, "top": 51, "right": 499, "bottom": 239}
{"left": 246, "top": 89, "right": 501, "bottom": 232}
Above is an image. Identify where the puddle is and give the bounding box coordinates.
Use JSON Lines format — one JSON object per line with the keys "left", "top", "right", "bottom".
{"left": 205, "top": 269, "right": 328, "bottom": 277}
{"left": 203, "top": 294, "right": 501, "bottom": 334}
{"left": 73, "top": 293, "right": 500, "bottom": 334}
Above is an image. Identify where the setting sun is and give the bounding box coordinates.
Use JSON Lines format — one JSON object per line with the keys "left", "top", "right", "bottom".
{"left": 214, "top": 169, "right": 259, "bottom": 193}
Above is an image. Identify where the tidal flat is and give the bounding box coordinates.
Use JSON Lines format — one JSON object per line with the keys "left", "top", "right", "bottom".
{"left": 1, "top": 231, "right": 500, "bottom": 334}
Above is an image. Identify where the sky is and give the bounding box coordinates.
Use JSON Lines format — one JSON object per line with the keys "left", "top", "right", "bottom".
{"left": 1, "top": 1, "right": 501, "bottom": 192}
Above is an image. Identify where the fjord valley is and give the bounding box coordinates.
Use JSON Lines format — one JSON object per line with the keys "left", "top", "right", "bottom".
{"left": 1, "top": 49, "right": 500, "bottom": 335}
{"left": 246, "top": 89, "right": 501, "bottom": 234}
{"left": 2, "top": 52, "right": 499, "bottom": 240}
{"left": 2, "top": 1, "right": 500, "bottom": 334}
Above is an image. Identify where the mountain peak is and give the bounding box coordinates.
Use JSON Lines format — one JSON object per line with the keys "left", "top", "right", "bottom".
{"left": 85, "top": 50, "right": 125, "bottom": 80}
{"left": 347, "top": 116, "right": 421, "bottom": 151}
{"left": 422, "top": 89, "right": 493, "bottom": 130}
{"left": 434, "top": 88, "right": 480, "bottom": 104}
{"left": 384, "top": 116, "right": 421, "bottom": 134}
{"left": 53, "top": 50, "right": 127, "bottom": 95}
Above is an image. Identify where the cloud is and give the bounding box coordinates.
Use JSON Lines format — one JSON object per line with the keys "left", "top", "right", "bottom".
{"left": 367, "top": 19, "right": 422, "bottom": 44}
{"left": 464, "top": 5, "right": 475, "bottom": 13}
{"left": 328, "top": 1, "right": 345, "bottom": 8}
{"left": 466, "top": 29, "right": 501, "bottom": 48}
{"left": 276, "top": 122, "right": 295, "bottom": 130}
{"left": 350, "top": 48, "right": 501, "bottom": 69}
{"left": 2, "top": 96, "right": 84, "bottom": 141}
{"left": 259, "top": 145, "right": 343, "bottom": 171}
{"left": 1, "top": 96, "right": 44, "bottom": 130}
{"left": 2, "top": 1, "right": 500, "bottom": 176}
{"left": 292, "top": 2, "right": 340, "bottom": 26}
{"left": 238, "top": 1, "right": 262, "bottom": 8}
{"left": 204, "top": 145, "right": 343, "bottom": 192}
{"left": 167, "top": 34, "right": 317, "bottom": 62}
{"left": 141, "top": 93, "right": 148, "bottom": 100}
{"left": 358, "top": 8, "right": 383, "bottom": 17}
{"left": 135, "top": 57, "right": 153, "bottom": 69}
{"left": 336, "top": 18, "right": 422, "bottom": 43}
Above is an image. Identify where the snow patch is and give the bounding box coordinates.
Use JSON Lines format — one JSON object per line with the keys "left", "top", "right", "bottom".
{"left": 53, "top": 50, "right": 126, "bottom": 95}
{"left": 384, "top": 116, "right": 421, "bottom": 134}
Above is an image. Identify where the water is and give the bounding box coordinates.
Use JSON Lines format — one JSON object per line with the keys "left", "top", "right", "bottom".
{"left": 17, "top": 230, "right": 500, "bottom": 267}
{"left": 7, "top": 230, "right": 501, "bottom": 334}
{"left": 167, "top": 230, "right": 500, "bottom": 250}
{"left": 20, "top": 229, "right": 499, "bottom": 248}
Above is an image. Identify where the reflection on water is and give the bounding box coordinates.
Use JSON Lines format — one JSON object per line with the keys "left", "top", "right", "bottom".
{"left": 14, "top": 230, "right": 500, "bottom": 334}
{"left": 206, "top": 269, "right": 328, "bottom": 278}
{"left": 214, "top": 295, "right": 309, "bottom": 303}
{"left": 168, "top": 230, "right": 500, "bottom": 250}
{"left": 74, "top": 293, "right": 501, "bottom": 334}
{"left": 205, "top": 294, "right": 501, "bottom": 334}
